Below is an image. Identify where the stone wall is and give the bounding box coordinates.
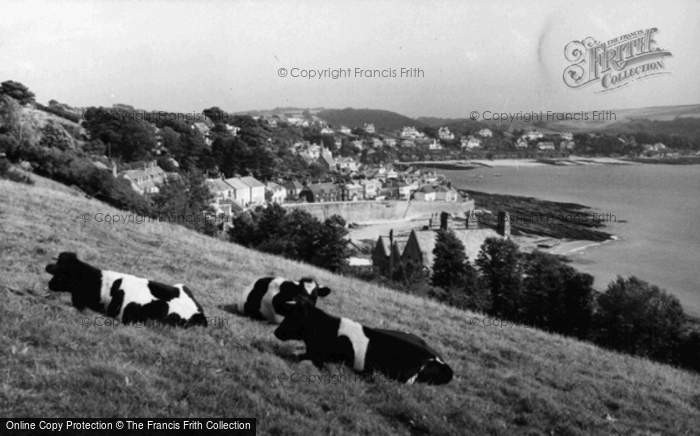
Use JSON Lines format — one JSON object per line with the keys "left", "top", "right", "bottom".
{"left": 285, "top": 199, "right": 476, "bottom": 224}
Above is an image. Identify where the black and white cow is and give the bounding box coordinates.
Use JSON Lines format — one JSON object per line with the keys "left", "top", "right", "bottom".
{"left": 238, "top": 276, "right": 331, "bottom": 324}
{"left": 274, "top": 296, "right": 453, "bottom": 385}
{"left": 45, "top": 252, "right": 207, "bottom": 327}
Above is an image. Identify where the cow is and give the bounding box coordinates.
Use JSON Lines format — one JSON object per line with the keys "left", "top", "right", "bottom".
{"left": 274, "top": 296, "right": 453, "bottom": 385}
{"left": 45, "top": 252, "right": 207, "bottom": 327}
{"left": 238, "top": 276, "right": 331, "bottom": 324}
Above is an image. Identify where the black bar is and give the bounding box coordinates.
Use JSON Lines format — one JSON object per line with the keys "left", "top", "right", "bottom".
{"left": 1, "top": 418, "right": 256, "bottom": 435}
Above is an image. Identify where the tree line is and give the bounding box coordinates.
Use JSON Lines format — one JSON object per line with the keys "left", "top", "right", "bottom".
{"left": 422, "top": 230, "right": 700, "bottom": 374}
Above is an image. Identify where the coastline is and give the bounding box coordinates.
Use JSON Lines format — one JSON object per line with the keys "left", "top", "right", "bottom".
{"left": 406, "top": 156, "right": 634, "bottom": 170}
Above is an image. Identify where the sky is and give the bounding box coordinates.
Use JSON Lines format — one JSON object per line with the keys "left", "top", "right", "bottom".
{"left": 2, "top": 0, "right": 699, "bottom": 118}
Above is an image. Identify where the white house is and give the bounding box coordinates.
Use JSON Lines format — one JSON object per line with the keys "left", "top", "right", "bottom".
{"left": 339, "top": 126, "right": 352, "bottom": 135}
{"left": 438, "top": 127, "right": 454, "bottom": 140}
{"left": 477, "top": 128, "right": 493, "bottom": 138}
{"left": 120, "top": 161, "right": 167, "bottom": 195}
{"left": 364, "top": 123, "right": 376, "bottom": 134}
{"left": 537, "top": 141, "right": 555, "bottom": 150}
{"left": 560, "top": 132, "right": 574, "bottom": 141}
{"left": 434, "top": 185, "right": 459, "bottom": 202}
{"left": 320, "top": 127, "right": 334, "bottom": 135}
{"left": 241, "top": 176, "right": 266, "bottom": 205}
{"left": 400, "top": 126, "right": 424, "bottom": 139}
{"left": 352, "top": 140, "right": 365, "bottom": 150}
{"left": 428, "top": 139, "right": 442, "bottom": 150}
{"left": 515, "top": 138, "right": 529, "bottom": 148}
{"left": 414, "top": 185, "right": 436, "bottom": 202}
{"left": 266, "top": 182, "right": 287, "bottom": 204}
{"left": 461, "top": 137, "right": 482, "bottom": 149}
{"left": 525, "top": 130, "right": 544, "bottom": 141}
{"left": 224, "top": 177, "right": 252, "bottom": 206}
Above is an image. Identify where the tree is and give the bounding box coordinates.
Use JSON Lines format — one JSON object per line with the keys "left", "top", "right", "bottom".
{"left": 593, "top": 276, "right": 685, "bottom": 361}
{"left": 152, "top": 170, "right": 216, "bottom": 234}
{"left": 0, "top": 81, "right": 35, "bottom": 106}
{"left": 521, "top": 250, "right": 595, "bottom": 338}
{"left": 82, "top": 107, "right": 156, "bottom": 161}
{"left": 431, "top": 229, "right": 468, "bottom": 290}
{"left": 431, "top": 229, "right": 485, "bottom": 311}
{"left": 475, "top": 237, "right": 523, "bottom": 320}
{"left": 0, "top": 95, "right": 23, "bottom": 137}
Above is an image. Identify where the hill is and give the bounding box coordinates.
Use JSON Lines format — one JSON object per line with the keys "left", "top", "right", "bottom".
{"left": 2, "top": 174, "right": 700, "bottom": 434}
{"left": 316, "top": 108, "right": 426, "bottom": 131}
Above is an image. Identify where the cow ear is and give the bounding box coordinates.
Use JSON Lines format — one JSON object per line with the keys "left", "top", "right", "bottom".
{"left": 57, "top": 252, "right": 78, "bottom": 263}
{"left": 45, "top": 264, "right": 60, "bottom": 275}
{"left": 317, "top": 287, "right": 331, "bottom": 297}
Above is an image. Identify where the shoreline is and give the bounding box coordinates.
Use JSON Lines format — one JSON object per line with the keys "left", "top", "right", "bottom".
{"left": 404, "top": 156, "right": 634, "bottom": 170}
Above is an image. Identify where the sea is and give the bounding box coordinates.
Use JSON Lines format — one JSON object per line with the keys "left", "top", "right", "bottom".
{"left": 442, "top": 163, "right": 700, "bottom": 316}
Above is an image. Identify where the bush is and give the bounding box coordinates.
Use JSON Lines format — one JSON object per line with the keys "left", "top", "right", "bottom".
{"left": 593, "top": 276, "right": 685, "bottom": 361}
{"left": 0, "top": 158, "right": 34, "bottom": 184}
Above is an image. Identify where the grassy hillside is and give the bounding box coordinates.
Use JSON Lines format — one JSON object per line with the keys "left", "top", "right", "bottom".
{"left": 1, "top": 174, "right": 700, "bottom": 435}
{"left": 317, "top": 108, "right": 425, "bottom": 131}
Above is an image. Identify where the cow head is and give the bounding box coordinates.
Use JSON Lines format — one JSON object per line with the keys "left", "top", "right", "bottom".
{"left": 274, "top": 277, "right": 331, "bottom": 318}
{"left": 45, "top": 252, "right": 82, "bottom": 293}
{"left": 274, "top": 295, "right": 314, "bottom": 341}
{"left": 298, "top": 277, "right": 331, "bottom": 304}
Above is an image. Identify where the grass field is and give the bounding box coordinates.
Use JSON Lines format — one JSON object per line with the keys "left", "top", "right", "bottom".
{"left": 1, "top": 174, "right": 700, "bottom": 435}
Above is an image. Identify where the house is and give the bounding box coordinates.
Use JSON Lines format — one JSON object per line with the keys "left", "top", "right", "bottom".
{"left": 298, "top": 182, "right": 342, "bottom": 203}
{"left": 560, "top": 132, "right": 574, "bottom": 141}
{"left": 400, "top": 126, "right": 424, "bottom": 139}
{"left": 537, "top": 141, "right": 555, "bottom": 150}
{"left": 264, "top": 117, "right": 278, "bottom": 128}
{"left": 225, "top": 124, "right": 241, "bottom": 136}
{"left": 120, "top": 161, "right": 167, "bottom": 195}
{"left": 212, "top": 198, "right": 244, "bottom": 217}
{"left": 192, "top": 122, "right": 213, "bottom": 146}
{"left": 339, "top": 126, "right": 352, "bottom": 135}
{"left": 477, "top": 128, "right": 493, "bottom": 138}
{"left": 372, "top": 138, "right": 383, "bottom": 148}
{"left": 341, "top": 183, "right": 364, "bottom": 201}
{"left": 336, "top": 156, "right": 359, "bottom": 172}
{"left": 461, "top": 137, "right": 482, "bottom": 149}
{"left": 515, "top": 138, "right": 529, "bottom": 148}
{"left": 434, "top": 185, "right": 459, "bottom": 202}
{"left": 438, "top": 127, "right": 454, "bottom": 140}
{"left": 318, "top": 147, "right": 336, "bottom": 171}
{"left": 307, "top": 144, "right": 322, "bottom": 160}
{"left": 297, "top": 151, "right": 314, "bottom": 167}
{"left": 364, "top": 123, "right": 376, "bottom": 134}
{"left": 224, "top": 177, "right": 252, "bottom": 206}
{"left": 283, "top": 181, "right": 305, "bottom": 199}
{"left": 359, "top": 178, "right": 381, "bottom": 199}
{"left": 401, "top": 139, "right": 416, "bottom": 148}
{"left": 524, "top": 130, "right": 544, "bottom": 141}
{"left": 266, "top": 182, "right": 287, "bottom": 204}
{"left": 428, "top": 139, "right": 442, "bottom": 150}
{"left": 206, "top": 177, "right": 235, "bottom": 202}
{"left": 240, "top": 176, "right": 266, "bottom": 205}
{"left": 383, "top": 180, "right": 413, "bottom": 199}
{"left": 320, "top": 127, "right": 334, "bottom": 135}
{"left": 372, "top": 236, "right": 392, "bottom": 277}
{"left": 560, "top": 140, "right": 575, "bottom": 150}
{"left": 413, "top": 185, "right": 436, "bottom": 201}
{"left": 383, "top": 138, "right": 397, "bottom": 147}
{"left": 352, "top": 140, "right": 365, "bottom": 150}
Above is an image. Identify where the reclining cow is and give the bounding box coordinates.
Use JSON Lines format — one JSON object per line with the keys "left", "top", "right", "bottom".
{"left": 274, "top": 296, "right": 453, "bottom": 385}
{"left": 238, "top": 276, "right": 331, "bottom": 324}
{"left": 45, "top": 252, "right": 207, "bottom": 327}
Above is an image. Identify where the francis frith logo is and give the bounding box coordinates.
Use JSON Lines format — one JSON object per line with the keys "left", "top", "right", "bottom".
{"left": 563, "top": 28, "right": 672, "bottom": 93}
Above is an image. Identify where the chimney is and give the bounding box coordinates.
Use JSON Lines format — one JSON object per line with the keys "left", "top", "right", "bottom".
{"left": 497, "top": 211, "right": 511, "bottom": 238}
